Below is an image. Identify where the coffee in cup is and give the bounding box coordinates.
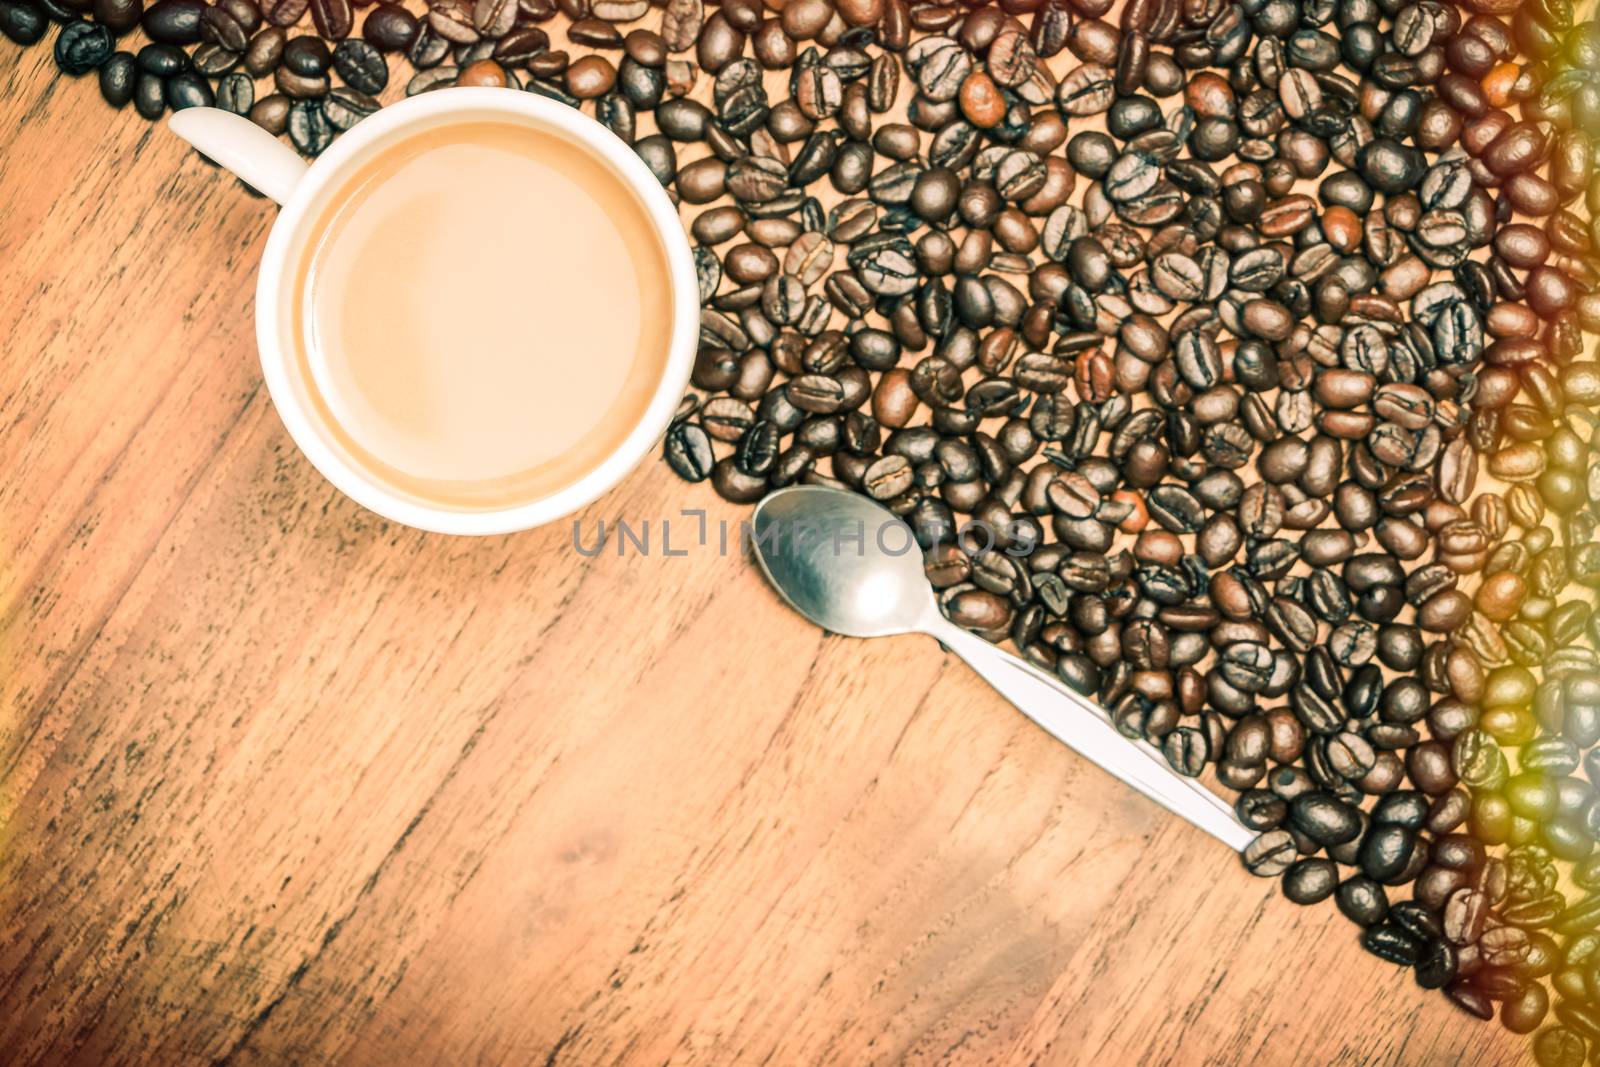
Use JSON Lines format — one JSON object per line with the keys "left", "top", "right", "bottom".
{"left": 292, "top": 119, "right": 674, "bottom": 510}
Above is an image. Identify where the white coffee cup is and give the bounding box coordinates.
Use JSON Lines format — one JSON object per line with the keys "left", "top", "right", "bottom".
{"left": 169, "top": 89, "right": 698, "bottom": 536}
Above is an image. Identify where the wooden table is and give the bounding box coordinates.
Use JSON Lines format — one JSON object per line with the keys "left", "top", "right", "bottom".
{"left": 0, "top": 43, "right": 1533, "bottom": 1067}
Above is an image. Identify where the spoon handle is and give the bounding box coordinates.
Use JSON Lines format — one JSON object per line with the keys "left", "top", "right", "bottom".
{"left": 926, "top": 619, "right": 1254, "bottom": 852}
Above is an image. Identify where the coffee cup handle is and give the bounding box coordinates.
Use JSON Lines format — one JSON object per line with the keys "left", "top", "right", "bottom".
{"left": 167, "top": 107, "right": 309, "bottom": 207}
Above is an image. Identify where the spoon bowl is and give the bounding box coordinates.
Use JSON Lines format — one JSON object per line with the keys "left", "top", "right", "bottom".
{"left": 752, "top": 486, "right": 935, "bottom": 639}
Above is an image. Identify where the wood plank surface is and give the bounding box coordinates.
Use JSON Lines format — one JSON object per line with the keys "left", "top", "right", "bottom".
{"left": 0, "top": 40, "right": 1534, "bottom": 1067}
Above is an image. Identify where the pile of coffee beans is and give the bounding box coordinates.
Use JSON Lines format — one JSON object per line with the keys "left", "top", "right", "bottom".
{"left": 659, "top": 0, "right": 1600, "bottom": 1056}
{"left": 7, "top": 0, "right": 1600, "bottom": 1056}
{"left": 649, "top": 2, "right": 1598, "bottom": 1057}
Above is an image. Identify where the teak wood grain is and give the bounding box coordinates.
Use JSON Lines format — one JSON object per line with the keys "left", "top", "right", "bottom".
{"left": 0, "top": 43, "right": 1532, "bottom": 1067}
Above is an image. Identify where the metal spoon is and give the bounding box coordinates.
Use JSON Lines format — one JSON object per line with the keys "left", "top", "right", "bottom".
{"left": 751, "top": 485, "right": 1254, "bottom": 852}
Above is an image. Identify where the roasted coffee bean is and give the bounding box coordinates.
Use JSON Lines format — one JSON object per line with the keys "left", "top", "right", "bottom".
{"left": 275, "top": 63, "right": 329, "bottom": 98}
{"left": 215, "top": 68, "right": 254, "bottom": 113}
{"left": 188, "top": 41, "right": 238, "bottom": 74}
{"left": 136, "top": 41, "right": 187, "bottom": 75}
{"left": 363, "top": 2, "right": 416, "bottom": 50}
{"left": 710, "top": 457, "right": 766, "bottom": 502}
{"left": 0, "top": 0, "right": 47, "bottom": 44}
{"left": 247, "top": 91, "right": 288, "bottom": 133}
{"left": 286, "top": 0, "right": 337, "bottom": 36}
{"left": 1362, "top": 923, "right": 1422, "bottom": 966}
{"left": 54, "top": 19, "right": 112, "bottom": 73}
{"left": 260, "top": 0, "right": 307, "bottom": 27}
{"left": 1533, "top": 1027, "right": 1587, "bottom": 1067}
{"left": 282, "top": 33, "right": 330, "bottom": 75}
{"left": 1283, "top": 858, "right": 1339, "bottom": 905}
{"left": 94, "top": 0, "right": 142, "bottom": 34}
{"left": 664, "top": 421, "right": 714, "bottom": 482}
{"left": 97, "top": 48, "right": 136, "bottom": 104}
{"left": 241, "top": 26, "right": 285, "bottom": 74}
{"left": 140, "top": 0, "right": 202, "bottom": 42}
{"left": 320, "top": 84, "right": 376, "bottom": 128}
{"left": 1290, "top": 793, "right": 1362, "bottom": 847}
{"left": 1243, "top": 830, "right": 1296, "bottom": 877}
{"left": 1502, "top": 984, "right": 1549, "bottom": 1035}
{"left": 330, "top": 37, "right": 386, "bottom": 93}
{"left": 286, "top": 97, "right": 332, "bottom": 154}
{"left": 565, "top": 54, "right": 614, "bottom": 97}
{"left": 159, "top": 67, "right": 211, "bottom": 108}
{"left": 1336, "top": 876, "right": 1390, "bottom": 927}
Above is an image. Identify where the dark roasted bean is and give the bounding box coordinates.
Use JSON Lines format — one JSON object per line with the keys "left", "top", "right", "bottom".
{"left": 97, "top": 49, "right": 136, "bottom": 104}
{"left": 54, "top": 20, "right": 112, "bottom": 74}
{"left": 140, "top": 0, "right": 203, "bottom": 42}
